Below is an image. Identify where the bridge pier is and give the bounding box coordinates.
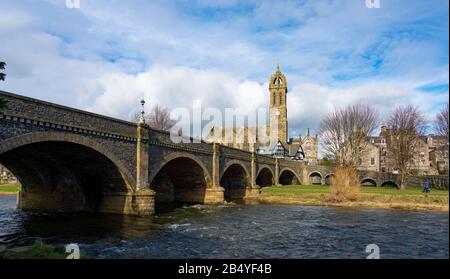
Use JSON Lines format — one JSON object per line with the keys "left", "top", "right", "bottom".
{"left": 243, "top": 186, "right": 261, "bottom": 199}
{"left": 99, "top": 189, "right": 154, "bottom": 215}
{"left": 18, "top": 190, "right": 87, "bottom": 212}
{"left": 203, "top": 187, "right": 225, "bottom": 203}
{"left": 203, "top": 143, "right": 226, "bottom": 203}
{"left": 17, "top": 189, "right": 155, "bottom": 215}
{"left": 245, "top": 152, "right": 261, "bottom": 199}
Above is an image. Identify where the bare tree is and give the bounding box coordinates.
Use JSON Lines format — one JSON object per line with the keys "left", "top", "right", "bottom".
{"left": 134, "top": 104, "right": 176, "bottom": 131}
{"left": 319, "top": 104, "right": 379, "bottom": 167}
{"left": 434, "top": 103, "right": 449, "bottom": 140}
{"left": 385, "top": 105, "right": 426, "bottom": 190}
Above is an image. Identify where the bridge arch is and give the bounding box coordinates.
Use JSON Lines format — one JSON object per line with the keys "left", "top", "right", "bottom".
{"left": 324, "top": 173, "right": 335, "bottom": 185}
{"left": 149, "top": 153, "right": 212, "bottom": 205}
{"left": 220, "top": 161, "right": 250, "bottom": 201}
{"left": 308, "top": 171, "right": 323, "bottom": 185}
{"left": 256, "top": 166, "right": 274, "bottom": 187}
{"left": 360, "top": 177, "right": 377, "bottom": 187}
{"left": 279, "top": 168, "right": 301, "bottom": 185}
{"left": 380, "top": 180, "right": 400, "bottom": 188}
{"left": 0, "top": 132, "right": 134, "bottom": 212}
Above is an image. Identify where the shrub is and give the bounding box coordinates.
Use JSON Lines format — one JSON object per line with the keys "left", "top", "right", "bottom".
{"left": 328, "top": 166, "right": 360, "bottom": 202}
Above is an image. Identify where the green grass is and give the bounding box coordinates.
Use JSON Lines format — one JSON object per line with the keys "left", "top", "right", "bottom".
{"left": 263, "top": 184, "right": 449, "bottom": 196}
{"left": 260, "top": 184, "right": 449, "bottom": 211}
{"left": 0, "top": 240, "right": 88, "bottom": 259}
{"left": 0, "top": 183, "right": 21, "bottom": 193}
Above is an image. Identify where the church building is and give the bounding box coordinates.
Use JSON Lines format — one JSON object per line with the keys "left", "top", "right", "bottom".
{"left": 206, "top": 66, "right": 319, "bottom": 164}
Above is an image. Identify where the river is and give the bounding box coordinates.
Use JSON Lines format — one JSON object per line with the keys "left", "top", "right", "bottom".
{"left": 0, "top": 195, "right": 448, "bottom": 259}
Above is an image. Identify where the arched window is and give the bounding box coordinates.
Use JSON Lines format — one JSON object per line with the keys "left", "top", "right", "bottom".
{"left": 274, "top": 76, "right": 283, "bottom": 85}
{"left": 273, "top": 92, "right": 276, "bottom": 106}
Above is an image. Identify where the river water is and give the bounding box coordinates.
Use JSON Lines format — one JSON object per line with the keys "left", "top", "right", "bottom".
{"left": 0, "top": 195, "right": 448, "bottom": 259}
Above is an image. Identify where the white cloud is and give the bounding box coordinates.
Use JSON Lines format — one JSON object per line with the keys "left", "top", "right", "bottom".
{"left": 90, "top": 65, "right": 267, "bottom": 123}
{"left": 89, "top": 65, "right": 449, "bottom": 138}
{"left": 0, "top": 0, "right": 447, "bottom": 139}
{"left": 288, "top": 81, "right": 449, "bottom": 136}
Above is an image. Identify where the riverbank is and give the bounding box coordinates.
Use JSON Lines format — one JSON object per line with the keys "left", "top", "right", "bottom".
{"left": 259, "top": 185, "right": 449, "bottom": 212}
{"left": 0, "top": 183, "right": 20, "bottom": 195}
{"left": 0, "top": 240, "right": 87, "bottom": 259}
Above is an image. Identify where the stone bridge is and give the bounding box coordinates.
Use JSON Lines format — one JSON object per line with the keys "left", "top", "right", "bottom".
{"left": 0, "top": 91, "right": 305, "bottom": 215}
{"left": 1, "top": 91, "right": 448, "bottom": 216}
{"left": 304, "top": 166, "right": 449, "bottom": 190}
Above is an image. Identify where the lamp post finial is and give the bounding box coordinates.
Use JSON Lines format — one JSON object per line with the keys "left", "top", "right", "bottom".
{"left": 139, "top": 99, "right": 146, "bottom": 124}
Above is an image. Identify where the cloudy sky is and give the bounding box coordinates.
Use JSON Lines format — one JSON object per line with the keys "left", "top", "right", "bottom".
{"left": 0, "top": 0, "right": 448, "bottom": 137}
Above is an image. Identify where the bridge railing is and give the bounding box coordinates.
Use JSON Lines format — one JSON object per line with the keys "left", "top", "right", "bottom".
{"left": 219, "top": 145, "right": 254, "bottom": 161}
{"left": 148, "top": 128, "right": 214, "bottom": 154}
{"left": 0, "top": 90, "right": 137, "bottom": 138}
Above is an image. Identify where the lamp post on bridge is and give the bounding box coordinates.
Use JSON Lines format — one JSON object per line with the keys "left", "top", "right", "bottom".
{"left": 139, "top": 99, "right": 146, "bottom": 125}
{"left": 135, "top": 98, "right": 154, "bottom": 215}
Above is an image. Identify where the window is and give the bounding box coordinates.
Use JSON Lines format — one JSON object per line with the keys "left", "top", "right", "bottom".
{"left": 371, "top": 158, "right": 375, "bottom": 165}
{"left": 358, "top": 158, "right": 362, "bottom": 165}
{"left": 274, "top": 76, "right": 283, "bottom": 85}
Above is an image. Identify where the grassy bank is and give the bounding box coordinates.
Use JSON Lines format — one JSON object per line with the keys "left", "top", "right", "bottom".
{"left": 0, "top": 183, "right": 20, "bottom": 195}
{"left": 0, "top": 241, "right": 87, "bottom": 259}
{"left": 259, "top": 185, "right": 449, "bottom": 211}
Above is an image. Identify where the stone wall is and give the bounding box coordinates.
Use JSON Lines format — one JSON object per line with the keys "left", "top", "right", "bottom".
{"left": 404, "top": 175, "right": 449, "bottom": 190}
{"left": 0, "top": 91, "right": 136, "bottom": 136}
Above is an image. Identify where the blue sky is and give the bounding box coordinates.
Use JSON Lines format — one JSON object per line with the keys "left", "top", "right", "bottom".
{"left": 0, "top": 0, "right": 448, "bottom": 137}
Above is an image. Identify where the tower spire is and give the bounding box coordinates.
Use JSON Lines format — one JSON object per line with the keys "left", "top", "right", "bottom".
{"left": 269, "top": 66, "right": 288, "bottom": 143}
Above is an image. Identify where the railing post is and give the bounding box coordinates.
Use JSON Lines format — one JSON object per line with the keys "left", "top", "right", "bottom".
{"left": 275, "top": 158, "right": 280, "bottom": 186}
{"left": 204, "top": 143, "right": 225, "bottom": 203}
{"left": 131, "top": 123, "right": 154, "bottom": 215}
{"left": 302, "top": 165, "right": 309, "bottom": 185}
{"left": 136, "top": 123, "right": 150, "bottom": 190}
{"left": 251, "top": 151, "right": 256, "bottom": 187}
{"left": 212, "top": 142, "right": 221, "bottom": 187}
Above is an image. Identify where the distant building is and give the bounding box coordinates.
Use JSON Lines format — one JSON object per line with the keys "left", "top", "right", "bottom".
{"left": 358, "top": 125, "right": 449, "bottom": 175}
{"left": 205, "top": 66, "right": 319, "bottom": 164}
{"left": 427, "top": 134, "right": 449, "bottom": 174}
{"left": 0, "top": 164, "right": 17, "bottom": 184}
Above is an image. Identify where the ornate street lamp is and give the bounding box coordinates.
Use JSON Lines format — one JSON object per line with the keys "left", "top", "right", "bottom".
{"left": 139, "top": 99, "right": 146, "bottom": 124}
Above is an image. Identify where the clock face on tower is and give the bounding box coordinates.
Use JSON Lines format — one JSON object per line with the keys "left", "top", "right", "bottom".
{"left": 276, "top": 110, "right": 280, "bottom": 116}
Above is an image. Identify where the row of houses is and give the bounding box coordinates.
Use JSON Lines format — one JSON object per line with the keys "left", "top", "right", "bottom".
{"left": 360, "top": 125, "right": 449, "bottom": 175}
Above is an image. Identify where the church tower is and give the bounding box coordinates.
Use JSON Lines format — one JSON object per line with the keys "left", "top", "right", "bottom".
{"left": 269, "top": 65, "right": 288, "bottom": 143}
